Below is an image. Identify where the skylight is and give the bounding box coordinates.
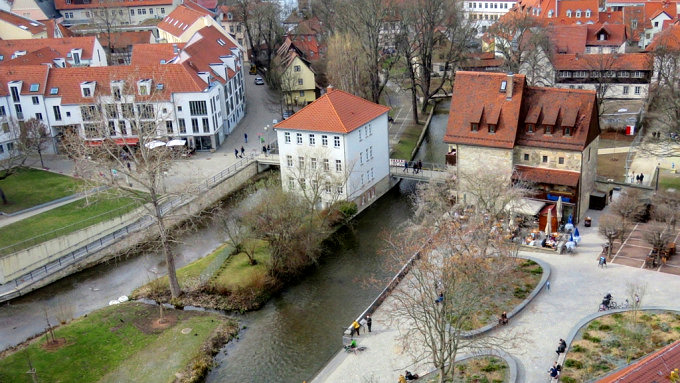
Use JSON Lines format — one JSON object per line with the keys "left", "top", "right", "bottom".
{"left": 50, "top": 87, "right": 59, "bottom": 95}
{"left": 29, "top": 83, "right": 39, "bottom": 92}
{"left": 156, "top": 83, "right": 164, "bottom": 90}
{"left": 217, "top": 39, "right": 226, "bottom": 46}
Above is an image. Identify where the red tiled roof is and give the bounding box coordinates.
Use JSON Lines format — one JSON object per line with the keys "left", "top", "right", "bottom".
{"left": 55, "top": 0, "right": 171, "bottom": 10}
{"left": 552, "top": 53, "right": 652, "bottom": 71}
{"left": 586, "top": 24, "right": 628, "bottom": 46}
{"left": 647, "top": 23, "right": 680, "bottom": 50}
{"left": 444, "top": 72, "right": 526, "bottom": 149}
{"left": 546, "top": 0, "right": 599, "bottom": 24}
{"left": 183, "top": 0, "right": 215, "bottom": 16}
{"left": 274, "top": 88, "right": 390, "bottom": 134}
{"left": 548, "top": 25, "right": 588, "bottom": 54}
{"left": 219, "top": 5, "right": 243, "bottom": 22}
{"left": 192, "top": 0, "right": 217, "bottom": 11}
{"left": 0, "top": 37, "right": 99, "bottom": 63}
{"left": 599, "top": 10, "right": 623, "bottom": 25}
{"left": 0, "top": 46, "right": 61, "bottom": 66}
{"left": 44, "top": 64, "right": 205, "bottom": 104}
{"left": 178, "top": 26, "right": 241, "bottom": 83}
{"left": 131, "top": 43, "right": 184, "bottom": 65}
{"left": 0, "top": 10, "right": 45, "bottom": 34}
{"left": 42, "top": 19, "right": 74, "bottom": 38}
{"left": 157, "top": 4, "right": 210, "bottom": 38}
{"left": 597, "top": 340, "right": 680, "bottom": 382}
{"left": 516, "top": 86, "right": 599, "bottom": 151}
{"left": 96, "top": 31, "right": 152, "bottom": 49}
{"left": 0, "top": 65, "right": 50, "bottom": 97}
{"left": 514, "top": 165, "right": 580, "bottom": 187}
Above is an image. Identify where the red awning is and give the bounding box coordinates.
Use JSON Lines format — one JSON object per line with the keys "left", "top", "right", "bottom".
{"left": 85, "top": 138, "right": 139, "bottom": 147}
{"left": 513, "top": 165, "right": 580, "bottom": 187}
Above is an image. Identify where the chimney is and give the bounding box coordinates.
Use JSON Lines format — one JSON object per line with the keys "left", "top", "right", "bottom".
{"left": 506, "top": 73, "right": 514, "bottom": 100}
{"left": 327, "top": 85, "right": 334, "bottom": 94}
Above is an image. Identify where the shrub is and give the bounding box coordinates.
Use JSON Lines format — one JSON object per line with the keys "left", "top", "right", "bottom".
{"left": 561, "top": 377, "right": 577, "bottom": 383}
{"left": 564, "top": 359, "right": 584, "bottom": 369}
{"left": 571, "top": 344, "right": 587, "bottom": 353}
{"left": 660, "top": 322, "right": 671, "bottom": 332}
{"left": 513, "top": 287, "right": 528, "bottom": 299}
{"left": 530, "top": 267, "right": 543, "bottom": 275}
{"left": 480, "top": 358, "right": 506, "bottom": 372}
{"left": 594, "top": 361, "right": 612, "bottom": 372}
{"left": 337, "top": 201, "right": 358, "bottom": 218}
{"left": 602, "top": 335, "right": 621, "bottom": 348}
{"left": 583, "top": 332, "right": 601, "bottom": 343}
{"left": 520, "top": 260, "right": 537, "bottom": 267}
{"left": 599, "top": 324, "right": 611, "bottom": 331}
{"left": 588, "top": 320, "right": 601, "bottom": 330}
{"left": 640, "top": 314, "right": 652, "bottom": 322}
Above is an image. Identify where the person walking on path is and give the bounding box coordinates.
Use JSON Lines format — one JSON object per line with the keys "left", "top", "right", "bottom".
{"left": 360, "top": 317, "right": 368, "bottom": 334}
{"left": 366, "top": 315, "right": 372, "bottom": 333}
{"left": 241, "top": 146, "right": 245, "bottom": 157}
{"left": 352, "top": 320, "right": 361, "bottom": 336}
{"left": 417, "top": 160, "right": 423, "bottom": 174}
{"left": 234, "top": 149, "right": 239, "bottom": 158}
{"left": 640, "top": 173, "right": 644, "bottom": 184}
{"left": 244, "top": 133, "right": 248, "bottom": 143}
{"left": 262, "top": 145, "right": 267, "bottom": 156}
{"left": 546, "top": 281, "right": 550, "bottom": 291}
{"left": 403, "top": 161, "right": 409, "bottom": 173}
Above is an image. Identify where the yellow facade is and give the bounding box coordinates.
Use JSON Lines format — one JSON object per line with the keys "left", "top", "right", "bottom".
{"left": 0, "top": 20, "right": 46, "bottom": 39}
{"left": 283, "top": 55, "right": 316, "bottom": 105}
{"left": 158, "top": 15, "right": 217, "bottom": 43}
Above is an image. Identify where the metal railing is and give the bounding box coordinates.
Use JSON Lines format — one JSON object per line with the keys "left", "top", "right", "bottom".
{"left": 0, "top": 153, "right": 265, "bottom": 302}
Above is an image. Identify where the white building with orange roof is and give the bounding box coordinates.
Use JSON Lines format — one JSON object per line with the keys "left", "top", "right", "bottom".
{"left": 464, "top": 0, "right": 518, "bottom": 34}
{"left": 55, "top": 0, "right": 175, "bottom": 26}
{"left": 274, "top": 87, "right": 391, "bottom": 210}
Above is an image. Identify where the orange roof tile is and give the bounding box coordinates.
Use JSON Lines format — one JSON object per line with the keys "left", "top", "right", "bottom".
{"left": 548, "top": 25, "right": 588, "bottom": 54}
{"left": 514, "top": 165, "right": 580, "bottom": 187}
{"left": 552, "top": 53, "right": 652, "bottom": 71}
{"left": 647, "top": 23, "right": 680, "bottom": 50}
{"left": 274, "top": 88, "right": 390, "bottom": 134}
{"left": 55, "top": 0, "right": 171, "bottom": 11}
{"left": 0, "top": 46, "right": 61, "bottom": 66}
{"left": 586, "top": 24, "right": 628, "bottom": 46}
{"left": 44, "top": 64, "right": 205, "bottom": 104}
{"left": 0, "top": 65, "right": 50, "bottom": 97}
{"left": 219, "top": 5, "right": 244, "bottom": 22}
{"left": 131, "top": 43, "right": 184, "bottom": 65}
{"left": 597, "top": 339, "right": 680, "bottom": 382}
{"left": 158, "top": 4, "right": 210, "bottom": 38}
{"left": 0, "top": 37, "right": 100, "bottom": 63}
{"left": 96, "top": 31, "right": 152, "bottom": 49}
{"left": 42, "top": 19, "right": 74, "bottom": 38}
{"left": 184, "top": 0, "right": 216, "bottom": 14}
{"left": 178, "top": 26, "right": 241, "bottom": 82}
{"left": 0, "top": 10, "right": 46, "bottom": 35}
{"left": 444, "top": 72, "right": 526, "bottom": 149}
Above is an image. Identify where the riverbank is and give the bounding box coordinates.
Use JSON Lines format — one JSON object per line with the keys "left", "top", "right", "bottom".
{"left": 0, "top": 302, "right": 237, "bottom": 383}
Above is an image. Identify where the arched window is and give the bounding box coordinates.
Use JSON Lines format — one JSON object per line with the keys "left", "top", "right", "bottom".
{"left": 566, "top": 10, "right": 572, "bottom": 17}
{"left": 585, "top": 9, "right": 591, "bottom": 17}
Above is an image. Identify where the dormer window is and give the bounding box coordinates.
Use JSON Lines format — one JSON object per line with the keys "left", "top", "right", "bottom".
{"left": 544, "top": 125, "right": 553, "bottom": 134}
{"left": 70, "top": 48, "right": 82, "bottom": 65}
{"left": 471, "top": 122, "right": 479, "bottom": 131}
{"left": 488, "top": 124, "right": 496, "bottom": 133}
{"left": 547, "top": 10, "right": 553, "bottom": 17}
{"left": 566, "top": 10, "right": 572, "bottom": 17}
{"left": 564, "top": 127, "right": 571, "bottom": 136}
{"left": 80, "top": 81, "right": 95, "bottom": 98}
{"left": 526, "top": 124, "right": 535, "bottom": 133}
{"left": 598, "top": 32, "right": 607, "bottom": 41}
{"left": 227, "top": 12, "right": 233, "bottom": 20}
{"left": 576, "top": 10, "right": 581, "bottom": 17}
{"left": 137, "top": 79, "right": 152, "bottom": 96}
{"left": 585, "top": 9, "right": 591, "bottom": 17}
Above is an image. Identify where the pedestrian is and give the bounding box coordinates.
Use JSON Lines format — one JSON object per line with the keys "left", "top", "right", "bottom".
{"left": 549, "top": 362, "right": 561, "bottom": 379}
{"left": 640, "top": 173, "right": 644, "bottom": 184}
{"left": 636, "top": 174, "right": 641, "bottom": 184}
{"left": 266, "top": 144, "right": 271, "bottom": 154}
{"left": 234, "top": 148, "right": 239, "bottom": 158}
{"left": 546, "top": 280, "right": 551, "bottom": 291}
{"left": 260, "top": 136, "right": 265, "bottom": 144}
{"left": 630, "top": 173, "right": 635, "bottom": 183}
{"left": 127, "top": 162, "right": 131, "bottom": 171}
{"left": 360, "top": 317, "right": 368, "bottom": 333}
{"left": 366, "top": 315, "right": 372, "bottom": 333}
{"left": 403, "top": 161, "right": 409, "bottom": 173}
{"left": 241, "top": 146, "right": 245, "bottom": 157}
{"left": 352, "top": 320, "right": 361, "bottom": 336}
{"left": 262, "top": 145, "right": 267, "bottom": 155}
{"left": 244, "top": 132, "right": 248, "bottom": 143}
{"left": 417, "top": 160, "right": 422, "bottom": 174}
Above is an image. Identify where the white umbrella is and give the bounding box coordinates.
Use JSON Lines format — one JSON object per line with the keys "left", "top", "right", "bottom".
{"left": 144, "top": 140, "right": 166, "bottom": 149}
{"left": 545, "top": 207, "right": 553, "bottom": 236}
{"left": 167, "top": 139, "right": 187, "bottom": 147}
{"left": 556, "top": 196, "right": 563, "bottom": 222}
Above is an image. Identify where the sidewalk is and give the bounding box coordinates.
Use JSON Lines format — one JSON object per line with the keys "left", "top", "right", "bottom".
{"left": 313, "top": 205, "right": 680, "bottom": 383}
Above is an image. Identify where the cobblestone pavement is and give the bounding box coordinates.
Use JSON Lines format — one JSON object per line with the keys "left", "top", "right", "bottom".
{"left": 313, "top": 203, "right": 680, "bottom": 383}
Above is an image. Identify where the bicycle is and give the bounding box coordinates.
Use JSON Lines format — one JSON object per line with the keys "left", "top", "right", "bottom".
{"left": 598, "top": 301, "right": 618, "bottom": 311}
{"left": 344, "top": 344, "right": 367, "bottom": 354}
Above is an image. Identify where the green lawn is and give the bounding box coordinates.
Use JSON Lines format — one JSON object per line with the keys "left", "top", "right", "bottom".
{"left": 0, "top": 302, "right": 231, "bottom": 383}
{"left": 146, "top": 243, "right": 234, "bottom": 291}
{"left": 0, "top": 195, "right": 140, "bottom": 255}
{"left": 597, "top": 153, "right": 628, "bottom": 182}
{"left": 659, "top": 169, "right": 680, "bottom": 191}
{"left": 0, "top": 168, "right": 85, "bottom": 214}
{"left": 212, "top": 239, "right": 270, "bottom": 291}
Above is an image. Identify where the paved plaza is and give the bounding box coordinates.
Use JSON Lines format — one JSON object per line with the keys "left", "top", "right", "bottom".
{"left": 610, "top": 222, "right": 680, "bottom": 274}
{"left": 312, "top": 206, "right": 680, "bottom": 383}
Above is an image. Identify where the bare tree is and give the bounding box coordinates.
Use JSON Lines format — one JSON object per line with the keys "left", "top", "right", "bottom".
{"left": 87, "top": 1, "right": 127, "bottom": 64}
{"left": 599, "top": 214, "right": 621, "bottom": 259}
{"left": 20, "top": 118, "right": 52, "bottom": 169}
{"left": 652, "top": 190, "right": 680, "bottom": 230}
{"left": 394, "top": 0, "right": 477, "bottom": 121}
{"left": 609, "top": 189, "right": 646, "bottom": 241}
{"left": 326, "top": 33, "right": 373, "bottom": 99}
{"left": 487, "top": 7, "right": 546, "bottom": 75}
{"left": 335, "top": 0, "right": 393, "bottom": 103}
{"left": 383, "top": 170, "right": 524, "bottom": 383}
{"left": 643, "top": 220, "right": 673, "bottom": 253}
{"left": 62, "top": 73, "right": 198, "bottom": 298}
{"left": 218, "top": 212, "right": 258, "bottom": 265}
{"left": 236, "top": 0, "right": 284, "bottom": 72}
{"left": 582, "top": 53, "right": 623, "bottom": 117}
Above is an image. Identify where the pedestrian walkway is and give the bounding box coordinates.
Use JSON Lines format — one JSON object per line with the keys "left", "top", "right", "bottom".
{"left": 313, "top": 207, "right": 680, "bottom": 383}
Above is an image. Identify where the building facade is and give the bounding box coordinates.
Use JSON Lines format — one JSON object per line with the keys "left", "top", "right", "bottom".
{"left": 274, "top": 87, "right": 390, "bottom": 210}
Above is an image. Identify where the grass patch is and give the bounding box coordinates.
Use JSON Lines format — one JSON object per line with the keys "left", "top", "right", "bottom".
{"left": 659, "top": 169, "right": 680, "bottom": 192}
{"left": 0, "top": 302, "right": 234, "bottom": 383}
{"left": 561, "top": 311, "right": 680, "bottom": 382}
{"left": 212, "top": 240, "right": 270, "bottom": 291}
{"left": 597, "top": 153, "right": 628, "bottom": 182}
{"left": 461, "top": 258, "right": 543, "bottom": 331}
{"left": 0, "top": 194, "right": 140, "bottom": 255}
{"left": 0, "top": 167, "right": 85, "bottom": 214}
{"left": 423, "top": 356, "right": 508, "bottom": 383}
{"left": 390, "top": 105, "right": 434, "bottom": 160}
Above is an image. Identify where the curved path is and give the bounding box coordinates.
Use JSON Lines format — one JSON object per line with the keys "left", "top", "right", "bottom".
{"left": 313, "top": 209, "right": 680, "bottom": 383}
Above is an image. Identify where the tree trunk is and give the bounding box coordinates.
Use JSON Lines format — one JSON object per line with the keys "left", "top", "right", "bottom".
{"left": 406, "top": 62, "right": 420, "bottom": 125}
{"left": 0, "top": 187, "right": 6, "bottom": 204}
{"left": 38, "top": 148, "right": 44, "bottom": 169}
{"left": 154, "top": 200, "right": 181, "bottom": 298}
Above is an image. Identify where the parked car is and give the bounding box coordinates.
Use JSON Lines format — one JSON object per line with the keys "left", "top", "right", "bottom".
{"left": 254, "top": 76, "right": 264, "bottom": 85}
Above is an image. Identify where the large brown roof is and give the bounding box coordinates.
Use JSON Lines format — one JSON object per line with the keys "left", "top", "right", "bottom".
{"left": 0, "top": 47, "right": 61, "bottom": 66}
{"left": 131, "top": 43, "right": 184, "bottom": 65}
{"left": 445, "top": 71, "right": 599, "bottom": 152}
{"left": 548, "top": 25, "right": 588, "bottom": 54}
{"left": 514, "top": 165, "right": 580, "bottom": 187}
{"left": 552, "top": 53, "right": 653, "bottom": 71}
{"left": 274, "top": 88, "right": 390, "bottom": 134}
{"left": 444, "top": 72, "right": 526, "bottom": 149}
{"left": 158, "top": 4, "right": 211, "bottom": 38}
{"left": 0, "top": 37, "right": 99, "bottom": 63}
{"left": 597, "top": 339, "right": 680, "bottom": 382}
{"left": 0, "top": 10, "right": 45, "bottom": 35}
{"left": 647, "top": 23, "right": 680, "bottom": 50}
{"left": 0, "top": 65, "right": 50, "bottom": 97}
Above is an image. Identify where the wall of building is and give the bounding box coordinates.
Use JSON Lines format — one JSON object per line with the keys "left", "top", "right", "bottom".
{"left": 344, "top": 113, "right": 390, "bottom": 201}
{"left": 513, "top": 145, "right": 582, "bottom": 172}
{"left": 578, "top": 136, "right": 599, "bottom": 221}
{"left": 0, "top": 21, "right": 42, "bottom": 39}
{"left": 554, "top": 82, "right": 649, "bottom": 100}
{"left": 11, "top": 0, "right": 48, "bottom": 20}
{"left": 454, "top": 144, "right": 514, "bottom": 203}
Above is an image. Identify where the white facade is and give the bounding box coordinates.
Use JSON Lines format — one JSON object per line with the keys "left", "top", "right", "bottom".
{"left": 464, "top": 0, "right": 516, "bottom": 34}
{"left": 276, "top": 113, "right": 390, "bottom": 207}
{"left": 61, "top": 2, "right": 179, "bottom": 25}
